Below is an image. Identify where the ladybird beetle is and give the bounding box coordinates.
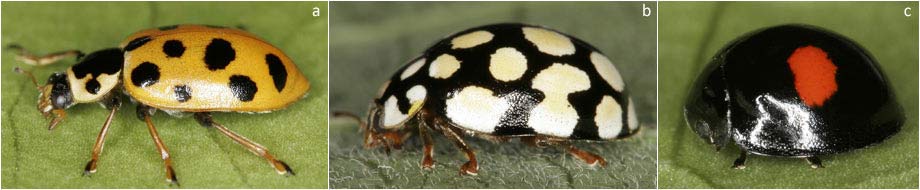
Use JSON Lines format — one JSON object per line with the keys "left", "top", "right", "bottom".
{"left": 10, "top": 24, "right": 309, "bottom": 184}
{"left": 336, "top": 23, "right": 641, "bottom": 175}
{"left": 684, "top": 24, "right": 904, "bottom": 169}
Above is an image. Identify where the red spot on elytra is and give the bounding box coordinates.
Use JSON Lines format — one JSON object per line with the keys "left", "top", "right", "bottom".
{"left": 787, "top": 45, "right": 837, "bottom": 107}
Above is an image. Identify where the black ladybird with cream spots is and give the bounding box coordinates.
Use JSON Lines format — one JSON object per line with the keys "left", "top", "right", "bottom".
{"left": 348, "top": 23, "right": 641, "bottom": 175}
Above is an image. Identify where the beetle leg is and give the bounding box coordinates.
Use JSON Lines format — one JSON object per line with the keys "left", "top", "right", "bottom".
{"left": 805, "top": 157, "right": 824, "bottom": 169}
{"left": 364, "top": 129, "right": 392, "bottom": 154}
{"left": 418, "top": 126, "right": 436, "bottom": 170}
{"left": 521, "top": 136, "right": 605, "bottom": 167}
{"left": 417, "top": 111, "right": 436, "bottom": 170}
{"left": 138, "top": 104, "right": 179, "bottom": 185}
{"left": 431, "top": 116, "right": 478, "bottom": 176}
{"left": 732, "top": 151, "right": 748, "bottom": 169}
{"left": 194, "top": 113, "right": 294, "bottom": 176}
{"left": 521, "top": 136, "right": 563, "bottom": 148}
{"left": 83, "top": 96, "right": 121, "bottom": 176}
{"left": 46, "top": 109, "right": 67, "bottom": 131}
{"left": 6, "top": 44, "right": 84, "bottom": 66}
{"left": 380, "top": 130, "right": 410, "bottom": 150}
{"left": 568, "top": 145, "right": 608, "bottom": 167}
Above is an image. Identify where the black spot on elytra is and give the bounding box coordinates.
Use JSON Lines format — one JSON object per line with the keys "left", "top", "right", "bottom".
{"left": 229, "top": 75, "right": 257, "bottom": 101}
{"left": 131, "top": 62, "right": 160, "bottom": 87}
{"left": 71, "top": 48, "right": 123, "bottom": 95}
{"left": 158, "top": 25, "right": 179, "bottom": 31}
{"left": 123, "top": 36, "right": 151, "bottom": 51}
{"left": 204, "top": 25, "right": 227, "bottom": 29}
{"left": 174, "top": 85, "right": 191, "bottom": 102}
{"left": 204, "top": 38, "right": 235, "bottom": 70}
{"left": 266, "top": 54, "right": 287, "bottom": 92}
{"left": 163, "top": 40, "right": 185, "bottom": 58}
{"left": 85, "top": 80, "right": 101, "bottom": 94}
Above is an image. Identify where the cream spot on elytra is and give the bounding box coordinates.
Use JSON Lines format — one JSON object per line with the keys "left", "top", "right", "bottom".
{"left": 489, "top": 47, "right": 528, "bottom": 82}
{"left": 527, "top": 63, "right": 591, "bottom": 137}
{"left": 382, "top": 96, "right": 409, "bottom": 128}
{"left": 429, "top": 54, "right": 461, "bottom": 79}
{"left": 523, "top": 27, "right": 575, "bottom": 56}
{"left": 445, "top": 86, "right": 509, "bottom": 133}
{"left": 591, "top": 52, "right": 625, "bottom": 91}
{"left": 451, "top": 30, "right": 494, "bottom": 49}
{"left": 627, "top": 97, "right": 639, "bottom": 131}
{"left": 400, "top": 58, "right": 426, "bottom": 80}
{"left": 595, "top": 96, "right": 623, "bottom": 139}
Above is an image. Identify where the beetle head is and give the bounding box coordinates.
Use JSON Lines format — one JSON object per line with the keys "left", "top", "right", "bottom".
{"left": 33, "top": 72, "right": 75, "bottom": 130}
{"left": 38, "top": 72, "right": 75, "bottom": 113}
{"left": 330, "top": 103, "right": 396, "bottom": 154}
{"left": 683, "top": 61, "right": 732, "bottom": 151}
{"left": 364, "top": 103, "right": 385, "bottom": 143}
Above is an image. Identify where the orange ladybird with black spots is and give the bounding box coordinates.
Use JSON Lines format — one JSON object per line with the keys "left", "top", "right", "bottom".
{"left": 12, "top": 24, "right": 309, "bottom": 185}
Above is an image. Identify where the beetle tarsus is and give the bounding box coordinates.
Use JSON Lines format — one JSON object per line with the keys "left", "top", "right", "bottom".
{"left": 278, "top": 160, "right": 295, "bottom": 176}
{"left": 47, "top": 109, "right": 67, "bottom": 131}
{"left": 6, "top": 44, "right": 23, "bottom": 51}
{"left": 732, "top": 151, "right": 748, "bottom": 169}
{"left": 420, "top": 151, "right": 435, "bottom": 170}
{"left": 166, "top": 165, "right": 179, "bottom": 186}
{"left": 806, "top": 157, "right": 824, "bottom": 169}
{"left": 83, "top": 160, "right": 97, "bottom": 176}
{"left": 460, "top": 160, "right": 479, "bottom": 176}
{"left": 568, "top": 145, "right": 608, "bottom": 167}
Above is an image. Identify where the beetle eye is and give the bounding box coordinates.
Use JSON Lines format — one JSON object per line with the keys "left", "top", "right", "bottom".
{"left": 52, "top": 93, "right": 69, "bottom": 108}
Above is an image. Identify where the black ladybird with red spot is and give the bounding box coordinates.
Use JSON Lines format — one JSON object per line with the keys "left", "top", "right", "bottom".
{"left": 684, "top": 24, "right": 904, "bottom": 169}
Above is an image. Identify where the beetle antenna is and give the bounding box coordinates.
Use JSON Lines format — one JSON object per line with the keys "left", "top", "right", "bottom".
{"left": 332, "top": 111, "right": 364, "bottom": 126}
{"left": 332, "top": 110, "right": 390, "bottom": 153}
{"left": 332, "top": 111, "right": 369, "bottom": 135}
{"left": 7, "top": 44, "right": 84, "bottom": 66}
{"left": 14, "top": 67, "right": 41, "bottom": 90}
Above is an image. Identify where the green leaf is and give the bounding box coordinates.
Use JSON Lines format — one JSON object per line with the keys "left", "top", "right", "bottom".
{"left": 1, "top": 2, "right": 328, "bottom": 188}
{"left": 659, "top": 2, "right": 919, "bottom": 188}
{"left": 329, "top": 2, "right": 656, "bottom": 188}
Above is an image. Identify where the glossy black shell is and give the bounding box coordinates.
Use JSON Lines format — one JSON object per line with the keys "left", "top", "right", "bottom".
{"left": 684, "top": 24, "right": 904, "bottom": 157}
